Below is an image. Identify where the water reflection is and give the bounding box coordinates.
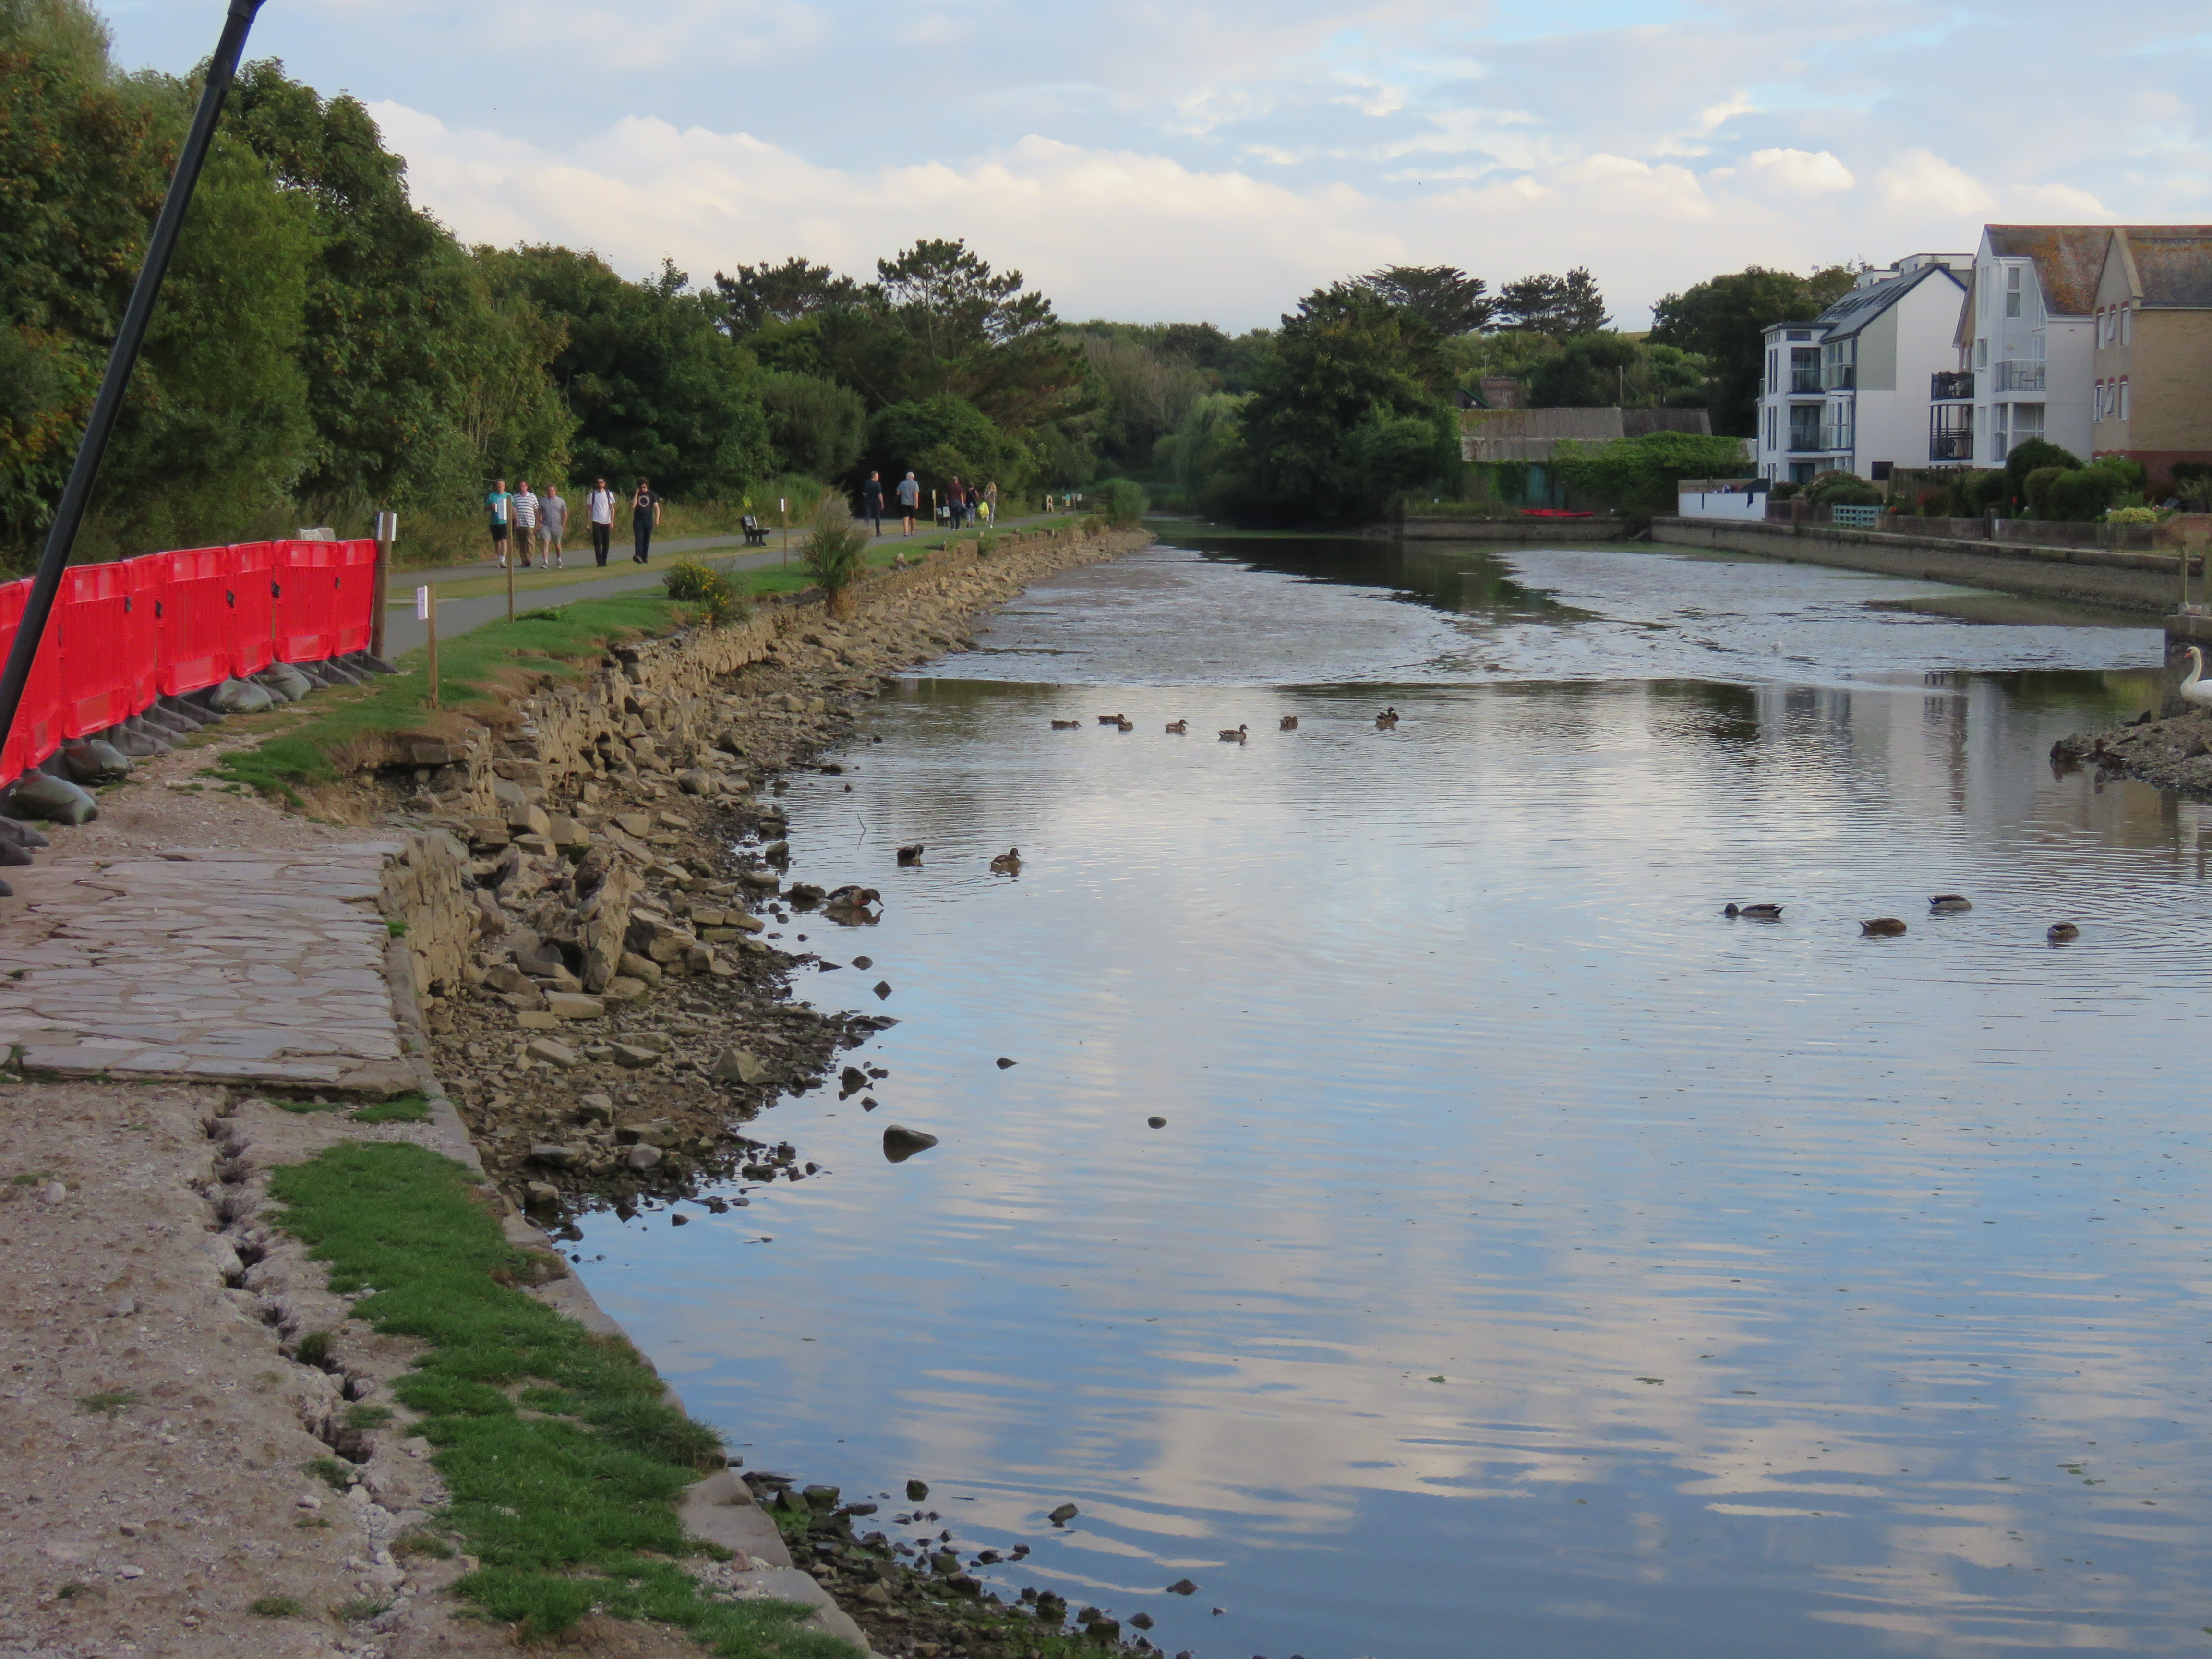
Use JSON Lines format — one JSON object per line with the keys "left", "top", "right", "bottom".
{"left": 575, "top": 541, "right": 2212, "bottom": 1658}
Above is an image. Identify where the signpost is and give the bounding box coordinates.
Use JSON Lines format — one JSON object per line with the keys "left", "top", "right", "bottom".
{"left": 372, "top": 509, "right": 396, "bottom": 659}
{"left": 417, "top": 586, "right": 438, "bottom": 709}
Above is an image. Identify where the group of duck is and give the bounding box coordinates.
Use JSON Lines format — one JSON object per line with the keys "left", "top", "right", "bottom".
{"left": 1722, "top": 894, "right": 2081, "bottom": 944}
{"left": 1049, "top": 707, "right": 1403, "bottom": 744}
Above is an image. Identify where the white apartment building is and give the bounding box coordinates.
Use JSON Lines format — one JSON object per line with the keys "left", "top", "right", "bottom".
{"left": 1934, "top": 226, "right": 2100, "bottom": 467}
{"left": 1754, "top": 254, "right": 1970, "bottom": 485}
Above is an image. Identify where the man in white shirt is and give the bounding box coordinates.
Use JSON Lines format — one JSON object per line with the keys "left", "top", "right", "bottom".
{"left": 511, "top": 481, "right": 540, "bottom": 568}
{"left": 896, "top": 471, "right": 920, "bottom": 537}
{"left": 586, "top": 478, "right": 616, "bottom": 567}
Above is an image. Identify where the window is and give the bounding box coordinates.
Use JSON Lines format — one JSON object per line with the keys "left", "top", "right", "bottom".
{"left": 2004, "top": 264, "right": 2023, "bottom": 318}
{"left": 2119, "top": 379, "right": 2129, "bottom": 421}
{"left": 1975, "top": 337, "right": 1988, "bottom": 370}
{"left": 2121, "top": 307, "right": 2132, "bottom": 345}
{"left": 2094, "top": 382, "right": 2107, "bottom": 421}
{"left": 2013, "top": 403, "right": 2045, "bottom": 438}
{"left": 1766, "top": 407, "right": 1777, "bottom": 450}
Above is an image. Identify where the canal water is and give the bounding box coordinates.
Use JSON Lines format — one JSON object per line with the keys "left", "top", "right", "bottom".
{"left": 577, "top": 534, "right": 2212, "bottom": 1658}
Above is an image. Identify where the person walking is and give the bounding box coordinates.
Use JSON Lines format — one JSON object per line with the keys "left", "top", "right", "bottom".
{"left": 947, "top": 476, "right": 966, "bottom": 530}
{"left": 587, "top": 477, "right": 615, "bottom": 567}
{"left": 896, "top": 471, "right": 920, "bottom": 536}
{"left": 862, "top": 471, "right": 885, "bottom": 536}
{"left": 486, "top": 478, "right": 511, "bottom": 566}
{"left": 983, "top": 480, "right": 999, "bottom": 526}
{"left": 629, "top": 478, "right": 661, "bottom": 564}
{"left": 540, "top": 483, "right": 568, "bottom": 568}
{"left": 511, "top": 480, "right": 539, "bottom": 568}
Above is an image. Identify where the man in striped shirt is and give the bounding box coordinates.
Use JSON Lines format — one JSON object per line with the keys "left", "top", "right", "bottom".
{"left": 511, "top": 481, "right": 539, "bottom": 568}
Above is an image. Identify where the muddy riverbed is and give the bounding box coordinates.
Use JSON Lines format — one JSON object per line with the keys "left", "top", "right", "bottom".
{"left": 575, "top": 535, "right": 2212, "bottom": 1659}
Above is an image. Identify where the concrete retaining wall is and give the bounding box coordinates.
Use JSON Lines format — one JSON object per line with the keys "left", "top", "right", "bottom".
{"left": 1651, "top": 515, "right": 2190, "bottom": 615}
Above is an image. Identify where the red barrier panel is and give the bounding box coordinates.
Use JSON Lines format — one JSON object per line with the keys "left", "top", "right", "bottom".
{"left": 124, "top": 555, "right": 163, "bottom": 712}
{"left": 156, "top": 547, "right": 234, "bottom": 697}
{"left": 0, "top": 579, "right": 62, "bottom": 781}
{"left": 273, "top": 540, "right": 340, "bottom": 663}
{"left": 331, "top": 539, "right": 377, "bottom": 655}
{"left": 52, "top": 560, "right": 155, "bottom": 739}
{"left": 227, "top": 542, "right": 276, "bottom": 677}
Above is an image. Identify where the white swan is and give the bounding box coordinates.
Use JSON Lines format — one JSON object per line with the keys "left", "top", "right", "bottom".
{"left": 2180, "top": 646, "right": 2212, "bottom": 711}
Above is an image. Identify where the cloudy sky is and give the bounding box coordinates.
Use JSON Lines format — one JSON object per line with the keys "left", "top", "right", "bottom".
{"left": 101, "top": 0, "right": 2210, "bottom": 330}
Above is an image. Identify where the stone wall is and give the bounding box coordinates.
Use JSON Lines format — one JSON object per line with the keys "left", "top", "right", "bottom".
{"left": 374, "top": 522, "right": 1150, "bottom": 1006}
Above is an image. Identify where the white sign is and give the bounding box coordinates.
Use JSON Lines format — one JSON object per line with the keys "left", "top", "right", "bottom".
{"left": 414, "top": 585, "right": 431, "bottom": 621}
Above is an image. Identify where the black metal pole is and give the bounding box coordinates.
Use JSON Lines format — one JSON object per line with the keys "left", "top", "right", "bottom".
{"left": 0, "top": 0, "right": 267, "bottom": 773}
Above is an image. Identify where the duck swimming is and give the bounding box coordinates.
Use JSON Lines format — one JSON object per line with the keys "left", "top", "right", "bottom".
{"left": 896, "top": 844, "right": 924, "bottom": 866}
{"left": 1050, "top": 719, "right": 1081, "bottom": 730}
{"left": 1722, "top": 903, "right": 1782, "bottom": 920}
{"left": 1218, "top": 724, "right": 1248, "bottom": 742}
{"left": 989, "top": 847, "right": 1021, "bottom": 874}
{"left": 1096, "top": 714, "right": 1126, "bottom": 725}
{"left": 1929, "top": 894, "right": 1972, "bottom": 913}
{"left": 1375, "top": 707, "right": 1400, "bottom": 729}
{"left": 1114, "top": 717, "right": 1134, "bottom": 731}
{"left": 2047, "top": 921, "right": 2080, "bottom": 943}
{"left": 1860, "top": 917, "right": 1908, "bottom": 937}
{"left": 1165, "top": 719, "right": 1188, "bottom": 734}
{"left": 1280, "top": 715, "right": 1298, "bottom": 730}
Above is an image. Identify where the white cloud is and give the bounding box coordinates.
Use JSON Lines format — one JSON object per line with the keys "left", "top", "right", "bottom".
{"left": 1727, "top": 148, "right": 1857, "bottom": 195}
{"left": 1875, "top": 148, "right": 1994, "bottom": 215}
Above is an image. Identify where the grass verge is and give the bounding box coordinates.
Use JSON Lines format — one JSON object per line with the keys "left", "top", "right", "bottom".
{"left": 215, "top": 591, "right": 680, "bottom": 794}
{"left": 267, "top": 1140, "right": 854, "bottom": 1655}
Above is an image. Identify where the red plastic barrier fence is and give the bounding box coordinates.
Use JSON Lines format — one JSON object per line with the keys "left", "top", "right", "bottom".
{"left": 226, "top": 542, "right": 277, "bottom": 678}
{"left": 329, "top": 539, "right": 377, "bottom": 655}
{"left": 156, "top": 546, "right": 236, "bottom": 697}
{"left": 0, "top": 535, "right": 380, "bottom": 788}
{"left": 273, "top": 539, "right": 339, "bottom": 663}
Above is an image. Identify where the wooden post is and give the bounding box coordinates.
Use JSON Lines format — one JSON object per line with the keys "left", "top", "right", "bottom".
{"left": 372, "top": 510, "right": 396, "bottom": 659}
{"left": 419, "top": 586, "right": 439, "bottom": 710}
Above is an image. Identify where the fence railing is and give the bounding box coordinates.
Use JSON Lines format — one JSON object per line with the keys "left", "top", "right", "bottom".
{"left": 0, "top": 538, "right": 378, "bottom": 785}
{"left": 1930, "top": 370, "right": 1975, "bottom": 400}
{"left": 1995, "top": 360, "right": 2046, "bottom": 392}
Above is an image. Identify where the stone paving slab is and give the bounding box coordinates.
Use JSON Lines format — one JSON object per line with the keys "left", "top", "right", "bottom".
{"left": 0, "top": 845, "right": 411, "bottom": 1091}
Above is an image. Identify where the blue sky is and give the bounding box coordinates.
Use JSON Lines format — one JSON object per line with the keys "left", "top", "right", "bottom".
{"left": 101, "top": 0, "right": 2212, "bottom": 329}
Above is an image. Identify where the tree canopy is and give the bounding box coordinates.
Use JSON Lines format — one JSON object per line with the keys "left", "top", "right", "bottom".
{"left": 1647, "top": 264, "right": 1858, "bottom": 435}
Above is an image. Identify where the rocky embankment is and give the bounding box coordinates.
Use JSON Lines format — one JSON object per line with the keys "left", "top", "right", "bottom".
{"left": 2051, "top": 707, "right": 2212, "bottom": 794}
{"left": 371, "top": 524, "right": 1152, "bottom": 1228}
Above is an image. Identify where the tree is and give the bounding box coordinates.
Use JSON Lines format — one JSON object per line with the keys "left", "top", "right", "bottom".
{"left": 1359, "top": 265, "right": 1495, "bottom": 337}
{"left": 1230, "top": 283, "right": 1458, "bottom": 523}
{"left": 1524, "top": 333, "right": 1641, "bottom": 407}
{"left": 486, "top": 248, "right": 769, "bottom": 499}
{"left": 1496, "top": 268, "right": 1609, "bottom": 337}
{"left": 1066, "top": 327, "right": 1211, "bottom": 475}
{"left": 710, "top": 256, "right": 864, "bottom": 335}
{"left": 226, "top": 61, "right": 500, "bottom": 517}
{"left": 1158, "top": 322, "right": 1232, "bottom": 370}
{"left": 1647, "top": 264, "right": 1859, "bottom": 436}
{"left": 862, "top": 393, "right": 1024, "bottom": 498}
{"left": 758, "top": 372, "right": 865, "bottom": 479}
{"left": 872, "top": 238, "right": 1084, "bottom": 432}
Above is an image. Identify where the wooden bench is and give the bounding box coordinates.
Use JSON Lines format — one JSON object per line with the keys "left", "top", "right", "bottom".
{"left": 740, "top": 516, "right": 769, "bottom": 547}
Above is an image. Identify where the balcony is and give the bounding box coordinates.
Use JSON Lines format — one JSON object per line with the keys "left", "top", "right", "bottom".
{"left": 1994, "top": 359, "right": 2045, "bottom": 393}
{"left": 1789, "top": 369, "right": 1823, "bottom": 394}
{"left": 1930, "top": 370, "right": 1975, "bottom": 400}
{"left": 1820, "top": 425, "right": 1854, "bottom": 453}
{"left": 1786, "top": 427, "right": 1825, "bottom": 454}
{"left": 1823, "top": 365, "right": 1856, "bottom": 391}
{"left": 1930, "top": 431, "right": 1974, "bottom": 461}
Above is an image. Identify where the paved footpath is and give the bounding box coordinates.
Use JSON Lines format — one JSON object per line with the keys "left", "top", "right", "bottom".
{"left": 0, "top": 845, "right": 413, "bottom": 1092}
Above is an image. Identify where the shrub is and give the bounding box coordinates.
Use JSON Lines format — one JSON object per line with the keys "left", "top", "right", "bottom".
{"left": 2093, "top": 456, "right": 2146, "bottom": 494}
{"left": 658, "top": 558, "right": 745, "bottom": 628}
{"left": 1769, "top": 480, "right": 1801, "bottom": 502}
{"left": 1809, "top": 471, "right": 1879, "bottom": 507}
{"left": 1100, "top": 478, "right": 1146, "bottom": 527}
{"left": 1917, "top": 485, "right": 1952, "bottom": 517}
{"left": 799, "top": 490, "right": 870, "bottom": 617}
{"left": 2005, "top": 437, "right": 2081, "bottom": 493}
{"left": 2022, "top": 466, "right": 2068, "bottom": 518}
{"left": 2045, "top": 469, "right": 2116, "bottom": 521}
{"left": 2106, "top": 505, "right": 2162, "bottom": 524}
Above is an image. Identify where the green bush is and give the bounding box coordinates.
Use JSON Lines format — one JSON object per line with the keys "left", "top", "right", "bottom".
{"left": 1100, "top": 479, "right": 1146, "bottom": 527}
{"left": 2005, "top": 437, "right": 2081, "bottom": 494}
{"left": 2106, "top": 505, "right": 2162, "bottom": 524}
{"left": 1768, "top": 480, "right": 1801, "bottom": 502}
{"left": 799, "top": 490, "right": 870, "bottom": 616}
{"left": 2022, "top": 466, "right": 2067, "bottom": 518}
{"left": 658, "top": 559, "right": 745, "bottom": 628}
{"left": 1808, "top": 471, "right": 1879, "bottom": 508}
